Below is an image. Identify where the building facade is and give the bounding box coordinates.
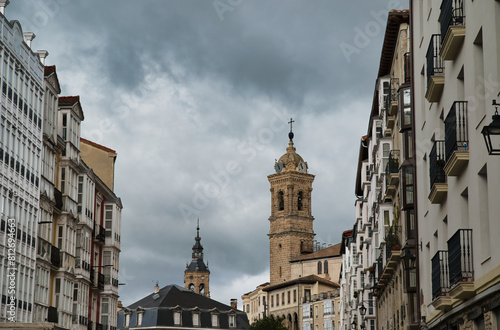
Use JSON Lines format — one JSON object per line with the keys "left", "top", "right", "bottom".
{"left": 410, "top": 0, "right": 500, "bottom": 329}
{"left": 0, "top": 5, "right": 45, "bottom": 322}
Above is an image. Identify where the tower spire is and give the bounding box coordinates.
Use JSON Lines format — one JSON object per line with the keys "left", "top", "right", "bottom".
{"left": 288, "top": 118, "right": 295, "bottom": 141}
{"left": 185, "top": 219, "right": 210, "bottom": 297}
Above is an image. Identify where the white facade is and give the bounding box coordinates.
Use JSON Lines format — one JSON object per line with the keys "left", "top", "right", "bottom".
{"left": 0, "top": 11, "right": 45, "bottom": 323}
{"left": 411, "top": 0, "right": 500, "bottom": 328}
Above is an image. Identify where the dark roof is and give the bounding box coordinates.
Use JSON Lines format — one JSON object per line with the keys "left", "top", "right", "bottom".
{"left": 119, "top": 284, "right": 249, "bottom": 329}
{"left": 187, "top": 259, "right": 208, "bottom": 272}
{"left": 128, "top": 285, "right": 231, "bottom": 310}
{"left": 44, "top": 65, "right": 61, "bottom": 93}
{"left": 377, "top": 10, "right": 410, "bottom": 78}
{"left": 59, "top": 95, "right": 80, "bottom": 106}
{"left": 291, "top": 243, "right": 342, "bottom": 262}
{"left": 263, "top": 275, "right": 339, "bottom": 292}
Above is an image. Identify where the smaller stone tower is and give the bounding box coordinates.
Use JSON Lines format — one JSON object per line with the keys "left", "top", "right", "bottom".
{"left": 184, "top": 220, "right": 210, "bottom": 297}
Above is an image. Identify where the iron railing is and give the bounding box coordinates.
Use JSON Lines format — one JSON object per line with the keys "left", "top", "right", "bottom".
{"left": 98, "top": 272, "right": 105, "bottom": 290}
{"left": 448, "top": 229, "right": 473, "bottom": 286}
{"left": 51, "top": 245, "right": 61, "bottom": 268}
{"left": 440, "top": 0, "right": 465, "bottom": 42}
{"left": 386, "top": 150, "right": 400, "bottom": 175}
{"left": 445, "top": 101, "right": 468, "bottom": 160}
{"left": 48, "top": 306, "right": 58, "bottom": 323}
{"left": 431, "top": 250, "right": 449, "bottom": 299}
{"left": 429, "top": 140, "right": 446, "bottom": 187}
{"left": 426, "top": 34, "right": 444, "bottom": 85}
{"left": 385, "top": 78, "right": 400, "bottom": 110}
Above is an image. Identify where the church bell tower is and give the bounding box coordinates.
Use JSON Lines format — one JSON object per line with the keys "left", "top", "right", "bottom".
{"left": 184, "top": 220, "right": 210, "bottom": 297}
{"left": 268, "top": 120, "right": 315, "bottom": 285}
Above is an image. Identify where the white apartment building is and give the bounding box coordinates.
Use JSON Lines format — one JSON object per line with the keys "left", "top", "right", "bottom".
{"left": 0, "top": 4, "right": 45, "bottom": 322}
{"left": 411, "top": 0, "right": 500, "bottom": 329}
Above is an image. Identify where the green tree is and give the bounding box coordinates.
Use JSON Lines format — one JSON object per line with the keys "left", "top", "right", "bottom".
{"left": 248, "top": 315, "right": 288, "bottom": 330}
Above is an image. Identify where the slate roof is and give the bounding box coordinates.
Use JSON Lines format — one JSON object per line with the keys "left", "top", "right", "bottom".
{"left": 118, "top": 284, "right": 249, "bottom": 329}
{"left": 187, "top": 259, "right": 208, "bottom": 272}
{"left": 58, "top": 95, "right": 80, "bottom": 106}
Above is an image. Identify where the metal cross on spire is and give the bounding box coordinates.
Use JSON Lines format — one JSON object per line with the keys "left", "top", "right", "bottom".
{"left": 288, "top": 118, "right": 295, "bottom": 141}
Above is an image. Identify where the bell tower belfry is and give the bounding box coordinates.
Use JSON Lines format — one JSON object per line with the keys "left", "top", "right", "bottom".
{"left": 268, "top": 120, "right": 315, "bottom": 285}
{"left": 184, "top": 220, "right": 210, "bottom": 297}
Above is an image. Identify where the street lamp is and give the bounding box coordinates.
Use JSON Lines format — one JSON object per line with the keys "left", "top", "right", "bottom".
{"left": 482, "top": 100, "right": 500, "bottom": 155}
{"left": 359, "top": 305, "right": 367, "bottom": 317}
{"left": 402, "top": 249, "right": 416, "bottom": 271}
{"left": 351, "top": 320, "right": 357, "bottom": 329}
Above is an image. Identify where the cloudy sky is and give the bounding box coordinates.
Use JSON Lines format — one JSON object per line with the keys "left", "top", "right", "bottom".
{"left": 10, "top": 0, "right": 406, "bottom": 308}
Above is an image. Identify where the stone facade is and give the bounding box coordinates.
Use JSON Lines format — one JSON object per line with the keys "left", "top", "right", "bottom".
{"left": 268, "top": 139, "right": 315, "bottom": 285}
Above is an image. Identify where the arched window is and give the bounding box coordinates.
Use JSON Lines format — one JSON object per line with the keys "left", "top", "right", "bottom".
{"left": 278, "top": 191, "right": 284, "bottom": 211}
{"left": 189, "top": 284, "right": 195, "bottom": 292}
{"left": 199, "top": 283, "right": 205, "bottom": 295}
{"left": 324, "top": 261, "right": 328, "bottom": 274}
{"left": 298, "top": 192, "right": 303, "bottom": 210}
{"left": 318, "top": 261, "right": 322, "bottom": 274}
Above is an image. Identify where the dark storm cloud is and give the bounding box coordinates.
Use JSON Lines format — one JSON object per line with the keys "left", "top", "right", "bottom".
{"left": 8, "top": 0, "right": 407, "bottom": 307}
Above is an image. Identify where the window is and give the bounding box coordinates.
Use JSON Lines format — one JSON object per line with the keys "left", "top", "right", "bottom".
{"left": 174, "top": 311, "right": 181, "bottom": 325}
{"left": 318, "top": 261, "right": 322, "bottom": 274}
{"left": 288, "top": 291, "right": 291, "bottom": 304}
{"left": 192, "top": 313, "right": 200, "bottom": 326}
{"left": 229, "top": 314, "right": 235, "bottom": 328}
{"left": 402, "top": 165, "right": 414, "bottom": 209}
{"left": 278, "top": 191, "right": 284, "bottom": 211}
{"left": 271, "top": 295, "right": 274, "bottom": 307}
{"left": 277, "top": 294, "right": 279, "bottom": 306}
{"left": 298, "top": 192, "right": 303, "bottom": 210}
{"left": 211, "top": 313, "right": 219, "bottom": 327}
{"left": 293, "top": 290, "right": 296, "bottom": 302}
{"left": 282, "top": 292, "right": 285, "bottom": 305}
{"left": 305, "top": 289, "right": 311, "bottom": 302}
{"left": 324, "top": 261, "right": 328, "bottom": 274}
{"left": 399, "top": 88, "right": 411, "bottom": 131}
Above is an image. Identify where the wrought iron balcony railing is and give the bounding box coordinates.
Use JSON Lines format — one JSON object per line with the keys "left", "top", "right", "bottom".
{"left": 429, "top": 140, "right": 446, "bottom": 187}
{"left": 445, "top": 101, "right": 468, "bottom": 160}
{"left": 440, "top": 0, "right": 465, "bottom": 42}
{"left": 426, "top": 34, "right": 444, "bottom": 85}
{"left": 448, "top": 229, "right": 473, "bottom": 286}
{"left": 432, "top": 250, "right": 449, "bottom": 299}
{"left": 385, "top": 78, "right": 399, "bottom": 111}
{"left": 51, "top": 245, "right": 61, "bottom": 268}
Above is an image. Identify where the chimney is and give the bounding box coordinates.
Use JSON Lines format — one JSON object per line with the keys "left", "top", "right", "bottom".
{"left": 24, "top": 33, "right": 36, "bottom": 48}
{"left": 154, "top": 281, "right": 160, "bottom": 294}
{"left": 37, "top": 50, "right": 48, "bottom": 65}
{"left": 0, "top": 0, "right": 9, "bottom": 15}
{"left": 230, "top": 299, "right": 237, "bottom": 309}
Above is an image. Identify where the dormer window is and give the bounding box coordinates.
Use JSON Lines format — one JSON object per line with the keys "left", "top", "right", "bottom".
{"left": 174, "top": 310, "right": 182, "bottom": 325}
{"left": 211, "top": 312, "right": 219, "bottom": 327}
{"left": 192, "top": 312, "right": 200, "bottom": 327}
{"left": 229, "top": 314, "right": 236, "bottom": 328}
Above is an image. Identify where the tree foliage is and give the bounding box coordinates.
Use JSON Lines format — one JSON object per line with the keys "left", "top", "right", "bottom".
{"left": 248, "top": 315, "right": 288, "bottom": 330}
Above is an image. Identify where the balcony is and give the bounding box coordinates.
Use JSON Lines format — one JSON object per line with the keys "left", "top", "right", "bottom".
{"left": 98, "top": 272, "right": 105, "bottom": 290}
{"left": 48, "top": 306, "right": 58, "bottom": 323}
{"left": 387, "top": 78, "right": 399, "bottom": 115}
{"left": 94, "top": 223, "right": 106, "bottom": 244}
{"left": 51, "top": 245, "right": 61, "bottom": 268}
{"left": 440, "top": 0, "right": 465, "bottom": 60}
{"left": 429, "top": 141, "right": 447, "bottom": 204}
{"left": 425, "top": 35, "right": 445, "bottom": 102}
{"left": 385, "top": 150, "right": 400, "bottom": 186}
{"left": 386, "top": 115, "right": 395, "bottom": 129}
{"left": 444, "top": 101, "right": 469, "bottom": 176}
{"left": 431, "top": 251, "right": 452, "bottom": 311}
{"left": 448, "top": 229, "right": 474, "bottom": 300}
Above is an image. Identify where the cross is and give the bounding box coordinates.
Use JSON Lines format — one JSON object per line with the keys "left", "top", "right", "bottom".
{"left": 288, "top": 118, "right": 295, "bottom": 132}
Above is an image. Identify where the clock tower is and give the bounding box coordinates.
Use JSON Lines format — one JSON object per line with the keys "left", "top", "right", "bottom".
{"left": 268, "top": 124, "right": 315, "bottom": 285}
{"left": 184, "top": 221, "right": 210, "bottom": 297}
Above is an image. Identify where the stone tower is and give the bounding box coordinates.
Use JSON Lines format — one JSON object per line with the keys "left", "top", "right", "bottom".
{"left": 268, "top": 127, "right": 315, "bottom": 285}
{"left": 184, "top": 221, "right": 210, "bottom": 297}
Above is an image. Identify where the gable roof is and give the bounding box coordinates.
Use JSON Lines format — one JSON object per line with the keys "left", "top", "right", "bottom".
{"left": 290, "top": 243, "right": 342, "bottom": 262}
{"left": 44, "top": 65, "right": 61, "bottom": 93}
